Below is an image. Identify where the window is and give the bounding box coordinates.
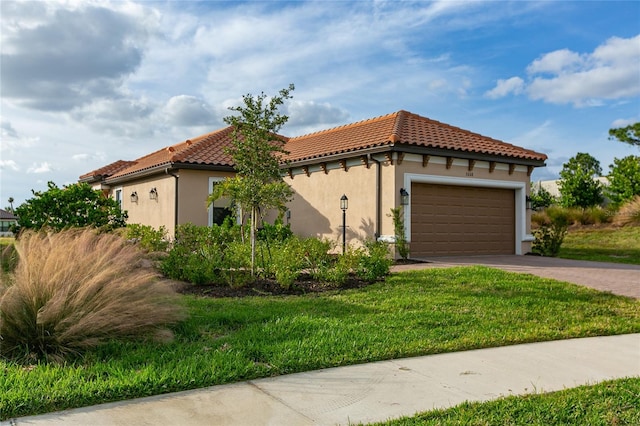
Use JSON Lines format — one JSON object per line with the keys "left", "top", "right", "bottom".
{"left": 208, "top": 178, "right": 233, "bottom": 226}
{"left": 114, "top": 188, "right": 123, "bottom": 209}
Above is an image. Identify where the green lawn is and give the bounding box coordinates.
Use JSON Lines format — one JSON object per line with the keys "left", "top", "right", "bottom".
{"left": 372, "top": 377, "right": 640, "bottom": 426}
{"left": 559, "top": 226, "right": 640, "bottom": 264}
{"left": 2, "top": 266, "right": 639, "bottom": 420}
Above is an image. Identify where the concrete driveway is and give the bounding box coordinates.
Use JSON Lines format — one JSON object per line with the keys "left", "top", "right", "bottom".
{"left": 393, "top": 255, "right": 640, "bottom": 299}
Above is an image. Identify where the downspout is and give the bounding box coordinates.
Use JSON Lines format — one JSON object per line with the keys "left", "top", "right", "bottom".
{"left": 369, "top": 154, "right": 382, "bottom": 239}
{"left": 165, "top": 168, "right": 179, "bottom": 237}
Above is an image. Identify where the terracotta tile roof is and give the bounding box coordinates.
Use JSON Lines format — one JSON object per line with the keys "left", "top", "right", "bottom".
{"left": 82, "top": 110, "right": 546, "bottom": 183}
{"left": 108, "top": 127, "right": 238, "bottom": 180}
{"left": 285, "top": 110, "right": 547, "bottom": 163}
{"left": 79, "top": 160, "right": 136, "bottom": 181}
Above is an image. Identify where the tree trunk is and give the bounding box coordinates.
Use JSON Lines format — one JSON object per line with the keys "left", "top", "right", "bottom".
{"left": 250, "top": 206, "right": 256, "bottom": 277}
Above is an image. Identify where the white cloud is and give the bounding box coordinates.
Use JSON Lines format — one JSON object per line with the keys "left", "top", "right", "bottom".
{"left": 611, "top": 117, "right": 639, "bottom": 128}
{"left": 526, "top": 49, "right": 584, "bottom": 74}
{"left": 1, "top": 1, "right": 158, "bottom": 111}
{"left": 27, "top": 162, "right": 52, "bottom": 174}
{"left": 163, "top": 95, "right": 217, "bottom": 127}
{"left": 485, "top": 77, "right": 525, "bottom": 99}
{"left": 488, "top": 35, "right": 640, "bottom": 106}
{"left": 0, "top": 160, "right": 20, "bottom": 171}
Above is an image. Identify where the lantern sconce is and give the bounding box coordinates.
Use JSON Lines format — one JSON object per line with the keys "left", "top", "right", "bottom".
{"left": 525, "top": 195, "right": 533, "bottom": 210}
{"left": 149, "top": 187, "right": 158, "bottom": 200}
{"left": 400, "top": 188, "right": 410, "bottom": 206}
{"left": 130, "top": 191, "right": 138, "bottom": 203}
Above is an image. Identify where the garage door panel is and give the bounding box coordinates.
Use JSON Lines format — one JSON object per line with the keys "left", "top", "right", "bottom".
{"left": 411, "top": 183, "right": 515, "bottom": 257}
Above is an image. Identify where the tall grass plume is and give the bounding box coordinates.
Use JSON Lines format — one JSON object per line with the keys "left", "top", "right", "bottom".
{"left": 614, "top": 196, "right": 640, "bottom": 226}
{"left": 0, "top": 229, "right": 185, "bottom": 362}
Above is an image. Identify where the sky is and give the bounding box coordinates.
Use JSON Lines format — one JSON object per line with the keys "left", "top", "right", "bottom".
{"left": 1, "top": 0, "right": 639, "bottom": 207}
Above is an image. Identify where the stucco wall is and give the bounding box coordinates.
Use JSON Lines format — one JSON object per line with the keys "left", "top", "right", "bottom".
{"left": 177, "top": 170, "right": 235, "bottom": 229}
{"left": 118, "top": 174, "right": 177, "bottom": 236}
{"left": 285, "top": 157, "right": 385, "bottom": 246}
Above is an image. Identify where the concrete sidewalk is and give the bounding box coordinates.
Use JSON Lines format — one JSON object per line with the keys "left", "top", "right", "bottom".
{"left": 7, "top": 334, "right": 640, "bottom": 426}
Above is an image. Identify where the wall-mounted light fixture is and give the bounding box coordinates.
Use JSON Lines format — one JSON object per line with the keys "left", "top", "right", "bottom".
{"left": 149, "top": 187, "right": 158, "bottom": 200}
{"left": 525, "top": 195, "right": 533, "bottom": 210}
{"left": 400, "top": 188, "right": 410, "bottom": 206}
{"left": 130, "top": 191, "right": 138, "bottom": 203}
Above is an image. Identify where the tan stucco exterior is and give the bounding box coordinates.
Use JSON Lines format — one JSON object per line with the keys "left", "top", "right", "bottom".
{"left": 285, "top": 152, "right": 535, "bottom": 255}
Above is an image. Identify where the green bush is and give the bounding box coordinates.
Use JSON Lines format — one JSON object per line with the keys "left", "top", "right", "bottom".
{"left": 161, "top": 223, "right": 243, "bottom": 285}
{"left": 124, "top": 224, "right": 169, "bottom": 252}
{"left": 532, "top": 215, "right": 569, "bottom": 257}
{"left": 257, "top": 220, "right": 293, "bottom": 243}
{"left": 356, "top": 240, "right": 393, "bottom": 282}
{"left": 389, "top": 207, "right": 409, "bottom": 259}
{"left": 0, "top": 229, "right": 185, "bottom": 363}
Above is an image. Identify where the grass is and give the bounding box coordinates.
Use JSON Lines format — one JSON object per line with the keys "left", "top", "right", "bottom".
{"left": 372, "top": 377, "right": 640, "bottom": 425}
{"left": 2, "top": 266, "right": 639, "bottom": 420}
{"left": 558, "top": 225, "right": 640, "bottom": 264}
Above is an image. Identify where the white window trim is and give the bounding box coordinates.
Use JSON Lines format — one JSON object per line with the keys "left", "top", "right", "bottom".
{"left": 114, "top": 187, "right": 123, "bottom": 209}
{"left": 208, "top": 177, "right": 240, "bottom": 226}
{"left": 403, "top": 173, "right": 529, "bottom": 255}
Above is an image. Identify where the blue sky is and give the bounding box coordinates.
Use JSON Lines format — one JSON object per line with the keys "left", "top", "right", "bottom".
{"left": 1, "top": 0, "right": 639, "bottom": 206}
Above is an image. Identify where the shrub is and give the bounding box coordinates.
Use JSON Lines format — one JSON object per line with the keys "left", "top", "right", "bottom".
{"left": 532, "top": 216, "right": 569, "bottom": 257}
{"left": 161, "top": 223, "right": 243, "bottom": 285}
{"left": 614, "top": 196, "right": 640, "bottom": 226}
{"left": 257, "top": 220, "right": 293, "bottom": 243}
{"left": 356, "top": 240, "right": 393, "bottom": 282}
{"left": 123, "top": 224, "right": 169, "bottom": 253}
{"left": 579, "top": 206, "right": 612, "bottom": 226}
{"left": 0, "top": 229, "right": 185, "bottom": 363}
{"left": 389, "top": 207, "right": 409, "bottom": 259}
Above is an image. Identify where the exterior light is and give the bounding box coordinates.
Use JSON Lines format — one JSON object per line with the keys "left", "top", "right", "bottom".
{"left": 340, "top": 194, "right": 348, "bottom": 211}
{"left": 400, "top": 188, "right": 410, "bottom": 206}
{"left": 340, "top": 194, "right": 348, "bottom": 254}
{"left": 525, "top": 195, "right": 533, "bottom": 210}
{"left": 130, "top": 191, "right": 138, "bottom": 203}
{"left": 149, "top": 188, "right": 158, "bottom": 200}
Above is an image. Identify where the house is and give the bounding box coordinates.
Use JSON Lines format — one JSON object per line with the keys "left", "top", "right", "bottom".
{"left": 80, "top": 110, "right": 547, "bottom": 257}
{"left": 0, "top": 209, "right": 18, "bottom": 237}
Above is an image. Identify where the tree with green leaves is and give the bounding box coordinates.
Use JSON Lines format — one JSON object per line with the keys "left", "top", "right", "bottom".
{"left": 609, "top": 123, "right": 640, "bottom": 147}
{"left": 529, "top": 183, "right": 557, "bottom": 210}
{"left": 558, "top": 153, "right": 603, "bottom": 208}
{"left": 606, "top": 155, "right": 640, "bottom": 207}
{"left": 14, "top": 181, "right": 127, "bottom": 233}
{"left": 207, "top": 84, "right": 295, "bottom": 275}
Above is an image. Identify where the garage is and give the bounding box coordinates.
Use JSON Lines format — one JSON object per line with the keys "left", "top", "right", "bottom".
{"left": 410, "top": 183, "right": 515, "bottom": 257}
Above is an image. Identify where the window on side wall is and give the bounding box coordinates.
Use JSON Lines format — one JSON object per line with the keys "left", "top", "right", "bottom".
{"left": 115, "top": 188, "right": 123, "bottom": 210}
{"left": 208, "top": 178, "right": 233, "bottom": 226}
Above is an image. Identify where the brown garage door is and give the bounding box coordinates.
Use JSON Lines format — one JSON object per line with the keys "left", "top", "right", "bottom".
{"left": 410, "top": 183, "right": 515, "bottom": 257}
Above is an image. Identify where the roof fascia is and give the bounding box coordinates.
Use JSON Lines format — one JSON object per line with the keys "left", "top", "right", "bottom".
{"left": 282, "top": 146, "right": 392, "bottom": 168}
{"left": 283, "top": 145, "right": 546, "bottom": 169}
{"left": 391, "top": 144, "right": 546, "bottom": 167}
{"left": 105, "top": 162, "right": 236, "bottom": 185}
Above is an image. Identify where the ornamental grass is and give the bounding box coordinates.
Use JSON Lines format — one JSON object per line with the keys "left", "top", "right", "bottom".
{"left": 0, "top": 229, "right": 185, "bottom": 363}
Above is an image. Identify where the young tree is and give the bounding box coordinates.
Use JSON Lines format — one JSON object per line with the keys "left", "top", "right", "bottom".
{"left": 558, "top": 153, "right": 603, "bottom": 208}
{"left": 14, "top": 181, "right": 127, "bottom": 232}
{"left": 606, "top": 155, "right": 640, "bottom": 207}
{"left": 609, "top": 123, "right": 640, "bottom": 148}
{"left": 529, "top": 183, "right": 557, "bottom": 210}
{"left": 208, "top": 84, "right": 295, "bottom": 275}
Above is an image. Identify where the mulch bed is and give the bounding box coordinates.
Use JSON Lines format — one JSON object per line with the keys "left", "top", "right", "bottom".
{"left": 176, "top": 274, "right": 375, "bottom": 298}
{"left": 175, "top": 259, "right": 427, "bottom": 298}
